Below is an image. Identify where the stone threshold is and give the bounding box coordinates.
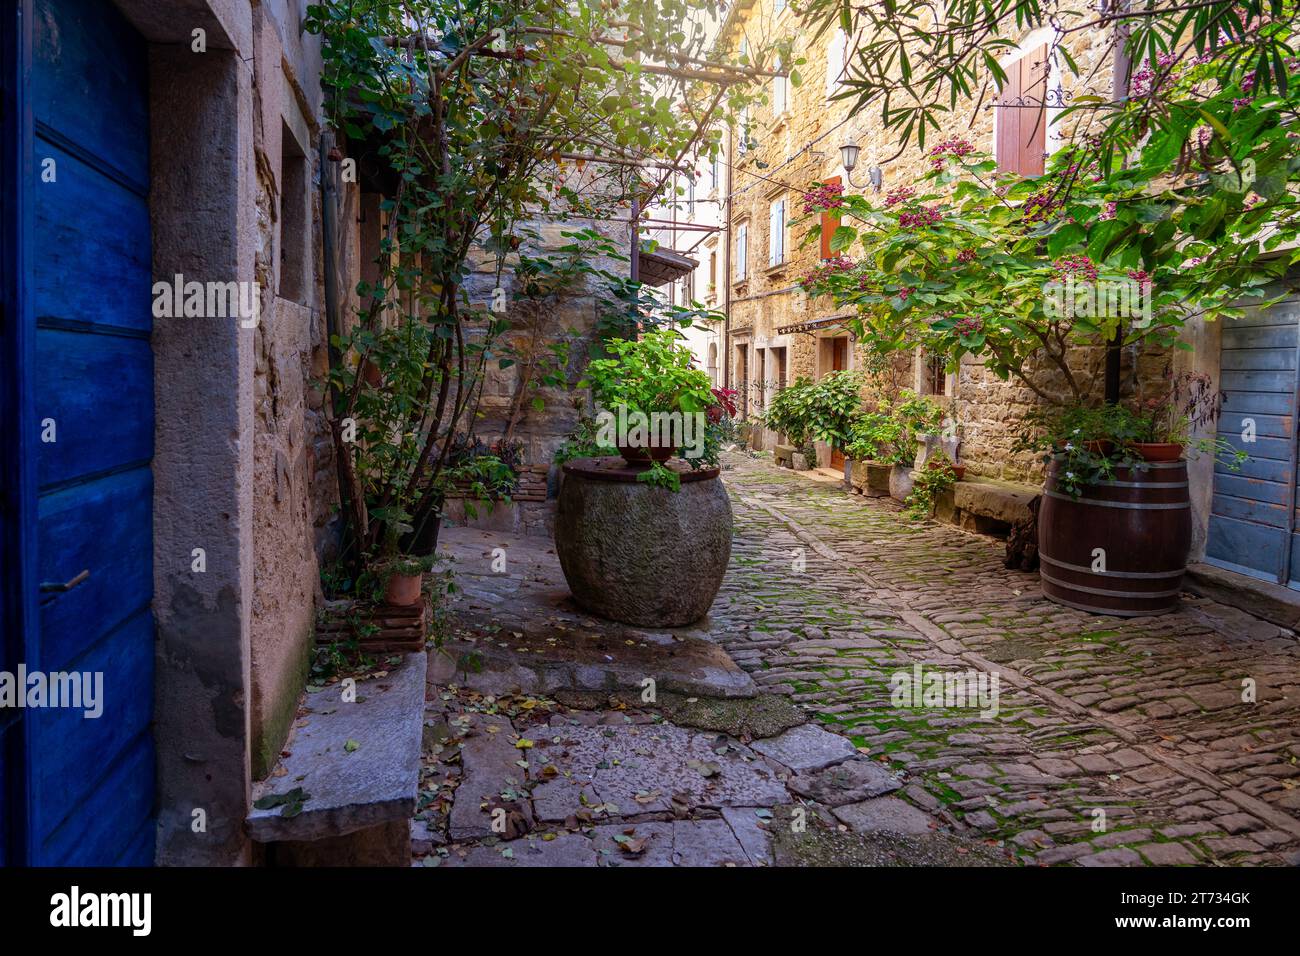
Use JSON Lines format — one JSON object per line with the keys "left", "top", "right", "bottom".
{"left": 1185, "top": 562, "right": 1300, "bottom": 633}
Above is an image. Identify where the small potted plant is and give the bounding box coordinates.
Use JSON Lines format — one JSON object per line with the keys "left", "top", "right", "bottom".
{"left": 378, "top": 554, "right": 428, "bottom": 606}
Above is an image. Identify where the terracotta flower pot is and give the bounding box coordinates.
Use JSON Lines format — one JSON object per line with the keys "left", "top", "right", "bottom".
{"left": 617, "top": 444, "right": 676, "bottom": 466}
{"left": 383, "top": 571, "right": 423, "bottom": 607}
{"left": 1133, "top": 442, "right": 1184, "bottom": 462}
{"left": 928, "top": 459, "right": 965, "bottom": 481}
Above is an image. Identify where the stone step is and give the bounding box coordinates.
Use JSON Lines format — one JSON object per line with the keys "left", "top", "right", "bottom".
{"left": 247, "top": 652, "right": 426, "bottom": 862}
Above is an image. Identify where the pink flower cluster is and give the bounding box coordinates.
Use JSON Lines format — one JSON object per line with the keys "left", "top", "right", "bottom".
{"left": 898, "top": 205, "right": 943, "bottom": 229}
{"left": 884, "top": 186, "right": 916, "bottom": 208}
{"left": 928, "top": 138, "right": 975, "bottom": 168}
{"left": 1127, "top": 269, "right": 1153, "bottom": 290}
{"left": 1099, "top": 201, "right": 1118, "bottom": 221}
{"left": 800, "top": 255, "right": 857, "bottom": 288}
{"left": 802, "top": 181, "right": 845, "bottom": 215}
{"left": 896, "top": 286, "right": 915, "bottom": 301}
{"left": 956, "top": 247, "right": 977, "bottom": 264}
{"left": 1022, "top": 189, "right": 1061, "bottom": 223}
{"left": 1053, "top": 254, "right": 1098, "bottom": 282}
{"left": 953, "top": 317, "right": 983, "bottom": 337}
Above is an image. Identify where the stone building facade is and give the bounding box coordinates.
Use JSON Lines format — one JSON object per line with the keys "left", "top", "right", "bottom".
{"left": 709, "top": 1, "right": 1298, "bottom": 582}
{"left": 716, "top": 2, "right": 1125, "bottom": 476}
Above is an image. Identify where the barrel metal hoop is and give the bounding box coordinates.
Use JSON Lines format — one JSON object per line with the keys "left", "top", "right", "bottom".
{"left": 1039, "top": 553, "right": 1187, "bottom": 580}
{"left": 1039, "top": 569, "right": 1184, "bottom": 599}
{"left": 1048, "top": 456, "right": 1187, "bottom": 469}
{"left": 1043, "top": 490, "right": 1190, "bottom": 510}
{"left": 1039, "top": 589, "right": 1177, "bottom": 618}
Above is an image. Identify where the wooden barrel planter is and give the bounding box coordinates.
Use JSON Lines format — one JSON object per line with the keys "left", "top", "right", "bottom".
{"left": 1038, "top": 457, "right": 1191, "bottom": 617}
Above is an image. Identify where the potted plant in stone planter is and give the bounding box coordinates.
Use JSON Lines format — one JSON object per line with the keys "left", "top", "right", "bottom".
{"left": 579, "top": 329, "right": 717, "bottom": 486}
{"left": 555, "top": 331, "right": 733, "bottom": 627}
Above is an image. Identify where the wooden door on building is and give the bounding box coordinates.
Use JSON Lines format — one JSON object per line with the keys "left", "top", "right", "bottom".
{"left": 1206, "top": 289, "right": 1300, "bottom": 587}
{"left": 2, "top": 0, "right": 156, "bottom": 865}
{"left": 829, "top": 337, "right": 849, "bottom": 470}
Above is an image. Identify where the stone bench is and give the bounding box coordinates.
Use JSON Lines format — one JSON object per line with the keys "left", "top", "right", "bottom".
{"left": 246, "top": 651, "right": 426, "bottom": 866}
{"left": 936, "top": 477, "right": 1040, "bottom": 535}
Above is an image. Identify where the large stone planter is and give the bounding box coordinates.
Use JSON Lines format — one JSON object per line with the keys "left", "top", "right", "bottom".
{"left": 889, "top": 464, "right": 914, "bottom": 501}
{"left": 555, "top": 457, "right": 732, "bottom": 627}
{"left": 850, "top": 460, "right": 892, "bottom": 497}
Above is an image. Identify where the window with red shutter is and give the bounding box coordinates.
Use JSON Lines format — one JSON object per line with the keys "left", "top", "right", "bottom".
{"left": 820, "top": 175, "right": 842, "bottom": 259}
{"left": 995, "top": 44, "right": 1049, "bottom": 176}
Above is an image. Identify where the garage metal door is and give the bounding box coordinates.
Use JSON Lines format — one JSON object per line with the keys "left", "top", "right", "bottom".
{"left": 1206, "top": 291, "right": 1300, "bottom": 586}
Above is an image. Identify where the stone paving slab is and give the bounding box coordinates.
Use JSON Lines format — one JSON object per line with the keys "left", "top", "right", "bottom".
{"left": 787, "top": 757, "right": 904, "bottom": 806}
{"left": 750, "top": 723, "right": 858, "bottom": 773}
{"left": 527, "top": 720, "right": 787, "bottom": 820}
{"left": 248, "top": 652, "right": 425, "bottom": 843}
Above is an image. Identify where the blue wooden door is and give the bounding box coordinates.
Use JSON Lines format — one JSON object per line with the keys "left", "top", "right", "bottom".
{"left": 1207, "top": 291, "right": 1300, "bottom": 587}
{"left": 2, "top": 0, "right": 156, "bottom": 866}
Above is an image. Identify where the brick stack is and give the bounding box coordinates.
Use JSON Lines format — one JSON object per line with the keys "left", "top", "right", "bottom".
{"left": 513, "top": 463, "right": 551, "bottom": 503}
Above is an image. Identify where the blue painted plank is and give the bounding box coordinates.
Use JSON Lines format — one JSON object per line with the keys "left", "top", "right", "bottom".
{"left": 1215, "top": 455, "right": 1290, "bottom": 483}
{"left": 1212, "top": 472, "right": 1291, "bottom": 506}
{"left": 1221, "top": 324, "right": 1298, "bottom": 349}
{"left": 1218, "top": 411, "right": 1291, "bottom": 440}
{"left": 1209, "top": 434, "right": 1289, "bottom": 462}
{"left": 1221, "top": 369, "right": 1296, "bottom": 393}
{"left": 1220, "top": 347, "right": 1298, "bottom": 371}
{"left": 28, "top": 606, "right": 153, "bottom": 862}
{"left": 1221, "top": 390, "right": 1294, "bottom": 416}
{"left": 1206, "top": 514, "right": 1284, "bottom": 579}
{"left": 32, "top": 141, "right": 152, "bottom": 333}
{"left": 38, "top": 728, "right": 155, "bottom": 866}
{"left": 37, "top": 465, "right": 151, "bottom": 670}
{"left": 1211, "top": 492, "right": 1288, "bottom": 529}
{"left": 31, "top": 0, "right": 148, "bottom": 190}
{"left": 35, "top": 327, "right": 152, "bottom": 489}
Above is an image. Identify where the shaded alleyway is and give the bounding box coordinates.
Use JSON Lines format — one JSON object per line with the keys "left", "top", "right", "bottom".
{"left": 419, "top": 452, "right": 1300, "bottom": 866}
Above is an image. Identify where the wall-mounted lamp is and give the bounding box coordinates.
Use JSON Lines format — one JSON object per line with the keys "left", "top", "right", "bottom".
{"left": 840, "top": 141, "right": 883, "bottom": 192}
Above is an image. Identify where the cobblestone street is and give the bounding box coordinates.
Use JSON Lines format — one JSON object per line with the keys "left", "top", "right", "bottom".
{"left": 717, "top": 453, "right": 1300, "bottom": 866}
{"left": 420, "top": 452, "right": 1300, "bottom": 867}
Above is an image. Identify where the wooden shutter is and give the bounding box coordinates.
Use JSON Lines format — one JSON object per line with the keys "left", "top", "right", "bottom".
{"left": 736, "top": 223, "right": 747, "bottom": 279}
{"left": 820, "top": 175, "right": 842, "bottom": 259}
{"left": 996, "top": 44, "right": 1048, "bottom": 176}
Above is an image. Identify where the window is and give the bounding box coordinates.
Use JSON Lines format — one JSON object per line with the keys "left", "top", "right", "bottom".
{"left": 770, "top": 346, "right": 788, "bottom": 392}
{"left": 826, "top": 29, "right": 847, "bottom": 98}
{"left": 772, "top": 60, "right": 787, "bottom": 118}
{"left": 774, "top": 0, "right": 786, "bottom": 13}
{"left": 736, "top": 222, "right": 748, "bottom": 280}
{"left": 756, "top": 348, "right": 767, "bottom": 409}
{"left": 994, "top": 43, "right": 1049, "bottom": 176}
{"left": 768, "top": 197, "right": 786, "bottom": 267}
{"left": 278, "top": 120, "right": 309, "bottom": 304}
{"left": 921, "top": 350, "right": 948, "bottom": 396}
{"left": 820, "top": 175, "right": 842, "bottom": 259}
{"left": 709, "top": 250, "right": 717, "bottom": 290}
